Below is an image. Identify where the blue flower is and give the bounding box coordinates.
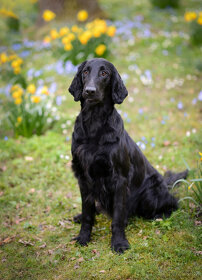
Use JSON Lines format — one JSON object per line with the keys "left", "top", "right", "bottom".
{"left": 27, "top": 68, "right": 34, "bottom": 78}
{"left": 49, "top": 82, "right": 57, "bottom": 94}
{"left": 12, "top": 43, "right": 21, "bottom": 51}
{"left": 4, "top": 136, "right": 8, "bottom": 141}
{"left": 55, "top": 60, "right": 64, "bottom": 75}
{"left": 19, "top": 50, "right": 30, "bottom": 58}
{"left": 177, "top": 102, "right": 183, "bottom": 110}
{"left": 56, "top": 96, "right": 62, "bottom": 106}
{"left": 198, "top": 90, "right": 202, "bottom": 101}
{"left": 34, "top": 70, "right": 43, "bottom": 77}
{"left": 138, "top": 108, "right": 144, "bottom": 114}
{"left": 162, "top": 50, "right": 169, "bottom": 56}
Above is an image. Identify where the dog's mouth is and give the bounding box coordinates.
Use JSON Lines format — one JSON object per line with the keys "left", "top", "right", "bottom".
{"left": 82, "top": 93, "right": 101, "bottom": 104}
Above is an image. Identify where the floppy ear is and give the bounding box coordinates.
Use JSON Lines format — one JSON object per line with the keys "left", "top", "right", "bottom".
{"left": 68, "top": 61, "right": 87, "bottom": 101}
{"left": 111, "top": 67, "right": 128, "bottom": 104}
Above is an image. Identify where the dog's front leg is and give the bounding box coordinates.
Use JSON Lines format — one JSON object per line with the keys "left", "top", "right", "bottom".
{"left": 111, "top": 176, "right": 130, "bottom": 254}
{"left": 74, "top": 184, "right": 95, "bottom": 246}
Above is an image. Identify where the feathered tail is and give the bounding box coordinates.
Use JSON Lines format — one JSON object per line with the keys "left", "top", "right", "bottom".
{"left": 164, "top": 169, "right": 188, "bottom": 187}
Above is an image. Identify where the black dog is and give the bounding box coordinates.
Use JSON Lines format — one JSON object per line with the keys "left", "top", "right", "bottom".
{"left": 68, "top": 58, "right": 188, "bottom": 253}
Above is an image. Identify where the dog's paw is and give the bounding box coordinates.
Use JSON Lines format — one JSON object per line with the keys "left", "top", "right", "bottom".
{"left": 111, "top": 238, "right": 130, "bottom": 254}
{"left": 72, "top": 234, "right": 90, "bottom": 246}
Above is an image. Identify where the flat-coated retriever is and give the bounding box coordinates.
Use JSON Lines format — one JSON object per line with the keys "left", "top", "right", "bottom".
{"left": 68, "top": 58, "right": 188, "bottom": 253}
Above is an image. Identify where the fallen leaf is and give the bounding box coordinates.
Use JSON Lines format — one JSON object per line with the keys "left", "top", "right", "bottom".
{"left": 66, "top": 192, "right": 73, "bottom": 198}
{"left": 0, "top": 165, "right": 7, "bottom": 172}
{"left": 163, "top": 141, "right": 170, "bottom": 146}
{"left": 47, "top": 249, "right": 54, "bottom": 255}
{"left": 195, "top": 221, "right": 201, "bottom": 226}
{"left": 15, "top": 218, "right": 25, "bottom": 224}
{"left": 39, "top": 243, "right": 46, "bottom": 249}
{"left": 59, "top": 220, "right": 66, "bottom": 227}
{"left": 155, "top": 218, "right": 163, "bottom": 222}
{"left": 28, "top": 188, "right": 35, "bottom": 194}
{"left": 0, "top": 236, "right": 15, "bottom": 246}
{"left": 71, "top": 257, "right": 76, "bottom": 261}
{"left": 78, "top": 257, "right": 84, "bottom": 262}
{"left": 191, "top": 248, "right": 202, "bottom": 255}
{"left": 18, "top": 239, "right": 34, "bottom": 246}
{"left": 43, "top": 206, "right": 51, "bottom": 213}
{"left": 47, "top": 192, "right": 53, "bottom": 198}
{"left": 74, "top": 265, "right": 80, "bottom": 269}
{"left": 25, "top": 156, "right": 33, "bottom": 161}
{"left": 138, "top": 229, "right": 143, "bottom": 236}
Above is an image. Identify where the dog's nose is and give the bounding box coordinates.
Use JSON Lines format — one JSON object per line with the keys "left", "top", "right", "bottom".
{"left": 85, "top": 86, "right": 96, "bottom": 96}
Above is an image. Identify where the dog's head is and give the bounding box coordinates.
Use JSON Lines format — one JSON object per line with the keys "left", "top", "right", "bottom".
{"left": 68, "top": 58, "right": 128, "bottom": 105}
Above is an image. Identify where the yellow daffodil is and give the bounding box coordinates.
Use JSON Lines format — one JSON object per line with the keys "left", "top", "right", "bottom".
{"left": 95, "top": 44, "right": 106, "bottom": 56}
{"left": 79, "top": 31, "right": 92, "bottom": 45}
{"left": 11, "top": 84, "right": 20, "bottom": 91}
{"left": 184, "top": 12, "right": 197, "bottom": 22}
{"left": 64, "top": 43, "right": 73, "bottom": 51}
{"left": 77, "top": 10, "right": 88, "bottom": 22}
{"left": 43, "top": 10, "right": 56, "bottom": 22}
{"left": 12, "top": 88, "right": 23, "bottom": 99}
{"left": 27, "top": 84, "right": 36, "bottom": 94}
{"left": 107, "top": 26, "right": 116, "bottom": 37}
{"left": 15, "top": 97, "right": 22, "bottom": 105}
{"left": 59, "top": 27, "right": 69, "bottom": 36}
{"left": 0, "top": 52, "right": 8, "bottom": 64}
{"left": 71, "top": 25, "right": 79, "bottom": 33}
{"left": 14, "top": 67, "right": 21, "bottom": 75}
{"left": 0, "top": 8, "right": 18, "bottom": 19}
{"left": 50, "top": 29, "right": 58, "bottom": 40}
{"left": 17, "top": 116, "right": 22, "bottom": 123}
{"left": 11, "top": 60, "right": 20, "bottom": 68}
{"left": 31, "top": 96, "right": 41, "bottom": 103}
{"left": 41, "top": 86, "right": 49, "bottom": 95}
{"left": 93, "top": 28, "right": 101, "bottom": 38}
{"left": 43, "top": 36, "right": 51, "bottom": 44}
{"left": 62, "top": 36, "right": 70, "bottom": 45}
{"left": 197, "top": 17, "right": 202, "bottom": 25}
{"left": 68, "top": 33, "right": 76, "bottom": 41}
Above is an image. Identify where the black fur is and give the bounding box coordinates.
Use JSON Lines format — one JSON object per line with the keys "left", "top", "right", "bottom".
{"left": 68, "top": 58, "right": 188, "bottom": 253}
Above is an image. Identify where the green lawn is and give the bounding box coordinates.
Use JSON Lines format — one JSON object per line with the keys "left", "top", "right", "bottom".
{"left": 0, "top": 0, "right": 202, "bottom": 279}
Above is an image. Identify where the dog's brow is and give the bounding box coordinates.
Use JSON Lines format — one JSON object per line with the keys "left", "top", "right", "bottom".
{"left": 100, "top": 66, "right": 106, "bottom": 71}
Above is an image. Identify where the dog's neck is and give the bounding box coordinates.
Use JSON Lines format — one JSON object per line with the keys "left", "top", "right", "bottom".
{"left": 79, "top": 101, "right": 115, "bottom": 138}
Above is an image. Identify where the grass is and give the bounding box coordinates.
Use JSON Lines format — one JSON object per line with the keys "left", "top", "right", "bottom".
{"left": 0, "top": 0, "right": 202, "bottom": 279}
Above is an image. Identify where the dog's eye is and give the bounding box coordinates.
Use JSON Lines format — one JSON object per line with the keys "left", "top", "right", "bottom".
{"left": 83, "top": 70, "right": 88, "bottom": 76}
{"left": 101, "top": 71, "right": 107, "bottom": 77}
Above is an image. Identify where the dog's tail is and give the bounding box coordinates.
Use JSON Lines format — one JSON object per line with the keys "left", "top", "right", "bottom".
{"left": 164, "top": 169, "right": 188, "bottom": 187}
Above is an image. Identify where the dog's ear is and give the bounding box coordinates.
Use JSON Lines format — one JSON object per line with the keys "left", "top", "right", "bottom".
{"left": 68, "top": 61, "right": 87, "bottom": 101}
{"left": 111, "top": 66, "right": 128, "bottom": 104}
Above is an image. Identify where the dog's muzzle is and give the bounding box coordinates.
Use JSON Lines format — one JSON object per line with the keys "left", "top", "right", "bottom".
{"left": 83, "top": 86, "right": 96, "bottom": 99}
